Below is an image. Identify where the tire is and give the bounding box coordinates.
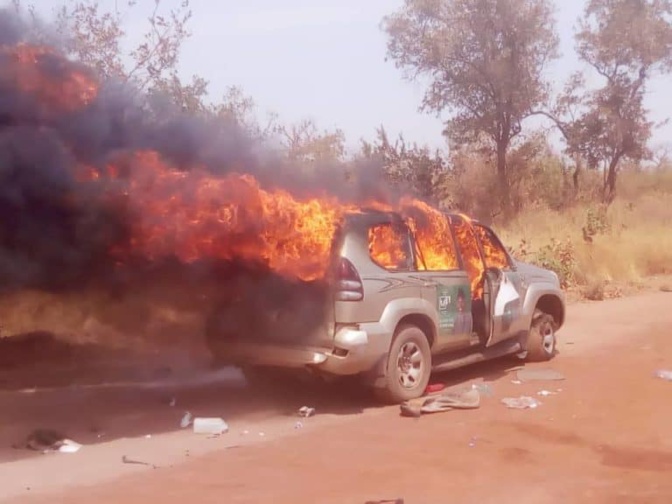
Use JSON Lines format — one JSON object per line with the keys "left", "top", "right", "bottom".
{"left": 374, "top": 324, "right": 432, "bottom": 404}
{"left": 524, "top": 310, "right": 557, "bottom": 362}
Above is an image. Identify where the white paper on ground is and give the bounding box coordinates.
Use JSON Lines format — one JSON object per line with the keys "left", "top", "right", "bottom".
{"left": 58, "top": 439, "right": 82, "bottom": 453}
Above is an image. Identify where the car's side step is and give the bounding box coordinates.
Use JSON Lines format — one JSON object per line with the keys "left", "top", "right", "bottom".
{"left": 431, "top": 339, "right": 522, "bottom": 374}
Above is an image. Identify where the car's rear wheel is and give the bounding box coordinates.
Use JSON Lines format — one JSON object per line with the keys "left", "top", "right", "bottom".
{"left": 521, "top": 310, "right": 557, "bottom": 362}
{"left": 375, "top": 324, "right": 432, "bottom": 404}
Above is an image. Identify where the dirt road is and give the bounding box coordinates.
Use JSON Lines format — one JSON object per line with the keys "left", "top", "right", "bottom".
{"left": 2, "top": 291, "right": 672, "bottom": 504}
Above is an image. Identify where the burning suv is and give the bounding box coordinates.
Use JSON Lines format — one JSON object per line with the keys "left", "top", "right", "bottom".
{"left": 206, "top": 210, "right": 565, "bottom": 404}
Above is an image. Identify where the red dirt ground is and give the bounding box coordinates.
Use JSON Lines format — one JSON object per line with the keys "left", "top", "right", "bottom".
{"left": 2, "top": 290, "right": 672, "bottom": 504}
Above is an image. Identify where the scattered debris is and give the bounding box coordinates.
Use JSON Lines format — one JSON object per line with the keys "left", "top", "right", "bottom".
{"left": 294, "top": 421, "right": 304, "bottom": 429}
{"left": 400, "top": 387, "right": 481, "bottom": 417}
{"left": 537, "top": 390, "right": 557, "bottom": 397}
{"left": 259, "top": 432, "right": 266, "bottom": 437}
{"left": 180, "top": 411, "right": 192, "bottom": 429}
{"left": 501, "top": 396, "right": 541, "bottom": 409}
{"left": 654, "top": 369, "right": 672, "bottom": 381}
{"left": 57, "top": 439, "right": 82, "bottom": 453}
{"left": 144, "top": 434, "right": 152, "bottom": 439}
{"left": 241, "top": 430, "right": 250, "bottom": 435}
{"left": 169, "top": 397, "right": 177, "bottom": 407}
{"left": 468, "top": 436, "right": 477, "bottom": 448}
{"left": 511, "top": 380, "right": 522, "bottom": 385}
{"left": 471, "top": 383, "right": 493, "bottom": 396}
{"left": 122, "top": 455, "right": 157, "bottom": 468}
{"left": 13, "top": 429, "right": 82, "bottom": 454}
{"left": 424, "top": 383, "right": 446, "bottom": 394}
{"left": 193, "top": 417, "right": 229, "bottom": 435}
{"left": 516, "top": 368, "right": 565, "bottom": 382}
{"left": 298, "top": 406, "right": 316, "bottom": 418}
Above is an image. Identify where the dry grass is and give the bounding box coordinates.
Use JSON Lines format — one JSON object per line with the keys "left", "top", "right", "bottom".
{"left": 499, "top": 192, "right": 672, "bottom": 293}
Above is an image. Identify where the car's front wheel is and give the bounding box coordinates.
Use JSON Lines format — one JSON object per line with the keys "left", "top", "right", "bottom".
{"left": 519, "top": 310, "right": 557, "bottom": 362}
{"left": 375, "top": 324, "right": 432, "bottom": 404}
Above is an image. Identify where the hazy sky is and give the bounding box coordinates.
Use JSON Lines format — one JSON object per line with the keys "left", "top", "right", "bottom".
{"left": 30, "top": 0, "right": 672, "bottom": 152}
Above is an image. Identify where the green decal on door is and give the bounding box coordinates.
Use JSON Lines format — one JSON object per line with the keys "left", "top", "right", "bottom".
{"left": 437, "top": 284, "right": 472, "bottom": 336}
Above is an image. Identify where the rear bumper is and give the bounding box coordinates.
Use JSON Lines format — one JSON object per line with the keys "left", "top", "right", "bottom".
{"left": 213, "top": 323, "right": 391, "bottom": 377}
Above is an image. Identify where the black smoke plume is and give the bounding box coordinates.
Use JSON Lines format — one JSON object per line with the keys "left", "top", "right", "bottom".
{"left": 0, "top": 9, "right": 395, "bottom": 294}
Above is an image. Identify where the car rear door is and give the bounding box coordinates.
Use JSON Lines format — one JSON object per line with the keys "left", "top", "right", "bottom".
{"left": 412, "top": 215, "right": 473, "bottom": 353}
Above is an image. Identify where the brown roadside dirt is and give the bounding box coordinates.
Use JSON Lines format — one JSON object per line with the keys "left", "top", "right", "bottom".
{"left": 2, "top": 290, "right": 672, "bottom": 504}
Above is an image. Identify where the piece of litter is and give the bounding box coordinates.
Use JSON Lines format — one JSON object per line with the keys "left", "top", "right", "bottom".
{"left": 425, "top": 383, "right": 446, "bottom": 394}
{"left": 468, "top": 436, "right": 477, "bottom": 448}
{"left": 654, "top": 369, "right": 672, "bottom": 381}
{"left": 180, "top": 411, "right": 192, "bottom": 429}
{"left": 259, "top": 432, "right": 265, "bottom": 437}
{"left": 169, "top": 397, "right": 176, "bottom": 407}
{"left": 144, "top": 434, "right": 152, "bottom": 439}
{"left": 294, "top": 421, "right": 304, "bottom": 429}
{"left": 193, "top": 417, "right": 228, "bottom": 435}
{"left": 471, "top": 383, "right": 493, "bottom": 396}
{"left": 516, "top": 368, "right": 565, "bottom": 382}
{"left": 401, "top": 387, "right": 481, "bottom": 417}
{"left": 298, "top": 406, "right": 316, "bottom": 418}
{"left": 511, "top": 380, "right": 522, "bottom": 385}
{"left": 122, "top": 455, "right": 156, "bottom": 468}
{"left": 537, "top": 390, "right": 557, "bottom": 397}
{"left": 501, "top": 396, "right": 541, "bottom": 409}
{"left": 241, "top": 430, "right": 249, "bottom": 435}
{"left": 57, "top": 439, "right": 82, "bottom": 454}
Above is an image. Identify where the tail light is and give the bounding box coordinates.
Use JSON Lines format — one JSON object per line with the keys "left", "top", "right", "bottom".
{"left": 335, "top": 257, "right": 364, "bottom": 301}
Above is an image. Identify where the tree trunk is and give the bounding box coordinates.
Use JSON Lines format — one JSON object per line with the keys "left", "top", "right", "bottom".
{"left": 572, "top": 155, "right": 582, "bottom": 197}
{"left": 496, "top": 140, "right": 510, "bottom": 217}
{"left": 602, "top": 155, "right": 621, "bottom": 205}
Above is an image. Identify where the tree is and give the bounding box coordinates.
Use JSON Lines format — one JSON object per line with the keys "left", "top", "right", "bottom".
{"left": 572, "top": 0, "right": 672, "bottom": 202}
{"left": 382, "top": 0, "right": 559, "bottom": 214}
{"left": 359, "top": 127, "right": 447, "bottom": 202}
{"left": 212, "top": 86, "right": 280, "bottom": 141}
{"left": 277, "top": 118, "right": 346, "bottom": 164}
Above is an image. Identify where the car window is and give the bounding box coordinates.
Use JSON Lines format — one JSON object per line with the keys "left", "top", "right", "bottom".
{"left": 449, "top": 216, "right": 484, "bottom": 296}
{"left": 410, "top": 217, "right": 459, "bottom": 272}
{"left": 368, "top": 223, "right": 412, "bottom": 271}
{"left": 473, "top": 224, "right": 512, "bottom": 270}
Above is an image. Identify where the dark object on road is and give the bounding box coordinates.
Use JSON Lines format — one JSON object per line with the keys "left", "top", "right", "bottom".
{"left": 12, "top": 428, "right": 67, "bottom": 451}
{"left": 122, "top": 455, "right": 156, "bottom": 468}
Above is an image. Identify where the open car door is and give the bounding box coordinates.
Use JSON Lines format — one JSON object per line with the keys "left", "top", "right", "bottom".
{"left": 470, "top": 223, "right": 528, "bottom": 347}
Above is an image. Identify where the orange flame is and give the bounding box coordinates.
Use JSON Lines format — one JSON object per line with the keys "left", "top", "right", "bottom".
{"left": 0, "top": 43, "right": 98, "bottom": 112}
{"left": 472, "top": 224, "right": 509, "bottom": 270}
{"left": 87, "top": 151, "right": 349, "bottom": 281}
{"left": 368, "top": 224, "right": 408, "bottom": 270}
{"left": 450, "top": 214, "right": 486, "bottom": 298}
{"left": 401, "top": 199, "right": 459, "bottom": 271}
